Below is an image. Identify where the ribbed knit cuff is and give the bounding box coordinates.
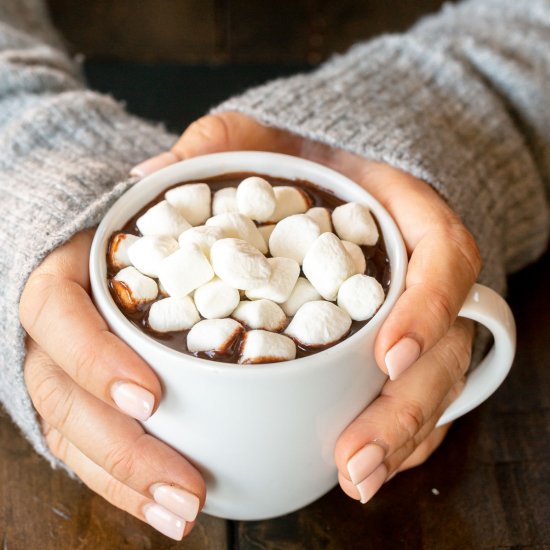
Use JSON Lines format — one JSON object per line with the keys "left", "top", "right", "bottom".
{"left": 0, "top": 91, "right": 176, "bottom": 470}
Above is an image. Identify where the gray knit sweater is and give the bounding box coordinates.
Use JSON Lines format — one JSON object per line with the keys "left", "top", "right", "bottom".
{"left": 0, "top": 0, "right": 548, "bottom": 469}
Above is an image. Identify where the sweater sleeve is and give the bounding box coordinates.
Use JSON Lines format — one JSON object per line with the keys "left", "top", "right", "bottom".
{"left": 0, "top": 1, "right": 176, "bottom": 466}
{"left": 215, "top": 0, "right": 550, "bottom": 294}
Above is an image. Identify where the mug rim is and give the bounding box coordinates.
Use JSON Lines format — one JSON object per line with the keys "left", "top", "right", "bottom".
{"left": 89, "top": 151, "right": 407, "bottom": 373}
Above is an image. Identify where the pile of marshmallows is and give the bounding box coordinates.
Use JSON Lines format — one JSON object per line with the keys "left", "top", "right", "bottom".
{"left": 109, "top": 176, "right": 385, "bottom": 364}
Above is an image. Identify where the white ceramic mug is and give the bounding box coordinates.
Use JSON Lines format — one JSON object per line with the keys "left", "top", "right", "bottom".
{"left": 89, "top": 152, "right": 516, "bottom": 521}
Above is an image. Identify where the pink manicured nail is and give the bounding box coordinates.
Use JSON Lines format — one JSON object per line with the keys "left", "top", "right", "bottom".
{"left": 347, "top": 443, "right": 386, "bottom": 485}
{"left": 356, "top": 463, "right": 388, "bottom": 504}
{"left": 385, "top": 337, "right": 421, "bottom": 380}
{"left": 143, "top": 503, "right": 185, "bottom": 540}
{"left": 110, "top": 381, "right": 155, "bottom": 421}
{"left": 130, "top": 151, "right": 180, "bottom": 178}
{"left": 151, "top": 484, "right": 200, "bottom": 522}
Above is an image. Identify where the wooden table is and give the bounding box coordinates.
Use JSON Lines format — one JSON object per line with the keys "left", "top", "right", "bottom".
{"left": 1, "top": 63, "right": 548, "bottom": 549}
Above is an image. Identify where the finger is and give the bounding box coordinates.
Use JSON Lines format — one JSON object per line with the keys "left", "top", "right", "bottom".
{"left": 378, "top": 219, "right": 480, "bottom": 380}
{"left": 360, "top": 167, "right": 482, "bottom": 380}
{"left": 337, "top": 469, "right": 385, "bottom": 504}
{"left": 339, "top": 383, "right": 457, "bottom": 502}
{"left": 19, "top": 230, "right": 162, "bottom": 421}
{"left": 45, "top": 424, "right": 194, "bottom": 541}
{"left": 337, "top": 423, "right": 453, "bottom": 502}
{"left": 334, "top": 318, "right": 473, "bottom": 503}
{"left": 171, "top": 112, "right": 303, "bottom": 159}
{"left": 383, "top": 380, "right": 462, "bottom": 476}
{"left": 24, "top": 341, "right": 206, "bottom": 520}
{"left": 338, "top": 377, "right": 461, "bottom": 502}
{"left": 394, "top": 422, "right": 452, "bottom": 474}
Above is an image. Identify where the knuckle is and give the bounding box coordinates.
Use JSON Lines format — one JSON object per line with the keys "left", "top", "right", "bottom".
{"left": 102, "top": 476, "right": 126, "bottom": 506}
{"left": 435, "top": 320, "right": 474, "bottom": 385}
{"left": 23, "top": 341, "right": 45, "bottom": 384}
{"left": 104, "top": 439, "right": 141, "bottom": 484}
{"left": 19, "top": 273, "right": 56, "bottom": 334}
{"left": 187, "top": 114, "right": 231, "bottom": 148}
{"left": 45, "top": 427, "right": 69, "bottom": 462}
{"left": 69, "top": 338, "right": 98, "bottom": 388}
{"left": 443, "top": 332, "right": 473, "bottom": 382}
{"left": 454, "top": 325, "right": 474, "bottom": 365}
{"left": 395, "top": 400, "right": 425, "bottom": 441}
{"left": 30, "top": 368, "right": 74, "bottom": 428}
{"left": 424, "top": 284, "right": 455, "bottom": 330}
{"left": 442, "top": 219, "right": 482, "bottom": 280}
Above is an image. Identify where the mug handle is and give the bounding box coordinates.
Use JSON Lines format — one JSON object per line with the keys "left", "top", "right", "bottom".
{"left": 436, "top": 283, "right": 516, "bottom": 426}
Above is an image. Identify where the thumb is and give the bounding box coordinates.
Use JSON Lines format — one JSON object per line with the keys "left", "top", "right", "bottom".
{"left": 130, "top": 112, "right": 299, "bottom": 178}
{"left": 172, "top": 112, "right": 301, "bottom": 159}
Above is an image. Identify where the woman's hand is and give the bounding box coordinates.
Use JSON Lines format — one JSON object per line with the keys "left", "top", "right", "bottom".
{"left": 133, "top": 112, "right": 481, "bottom": 503}
{"left": 19, "top": 229, "right": 205, "bottom": 540}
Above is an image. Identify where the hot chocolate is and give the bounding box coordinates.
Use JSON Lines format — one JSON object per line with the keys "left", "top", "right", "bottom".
{"left": 106, "top": 174, "right": 390, "bottom": 363}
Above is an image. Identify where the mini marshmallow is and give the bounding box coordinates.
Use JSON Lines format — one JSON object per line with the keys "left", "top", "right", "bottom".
{"left": 306, "top": 207, "right": 333, "bottom": 234}
{"left": 239, "top": 330, "right": 296, "bottom": 364}
{"left": 302, "top": 232, "right": 356, "bottom": 300}
{"left": 270, "top": 186, "right": 312, "bottom": 222}
{"left": 165, "top": 183, "right": 211, "bottom": 226}
{"left": 280, "top": 277, "right": 322, "bottom": 316}
{"left": 285, "top": 301, "right": 351, "bottom": 347}
{"left": 148, "top": 296, "right": 200, "bottom": 332}
{"left": 206, "top": 212, "right": 268, "bottom": 254}
{"left": 210, "top": 238, "right": 271, "bottom": 290}
{"left": 245, "top": 257, "right": 300, "bottom": 303}
{"left": 212, "top": 187, "right": 238, "bottom": 216}
{"left": 269, "top": 214, "right": 321, "bottom": 264}
{"left": 127, "top": 235, "right": 179, "bottom": 278}
{"left": 332, "top": 202, "right": 379, "bottom": 246}
{"left": 136, "top": 200, "right": 191, "bottom": 238}
{"left": 187, "top": 318, "right": 244, "bottom": 354}
{"left": 108, "top": 233, "right": 139, "bottom": 271}
{"left": 258, "top": 223, "right": 276, "bottom": 247}
{"left": 232, "top": 299, "right": 287, "bottom": 332}
{"left": 194, "top": 278, "right": 240, "bottom": 319}
{"left": 112, "top": 266, "right": 158, "bottom": 311}
{"left": 342, "top": 240, "right": 367, "bottom": 275}
{"left": 337, "top": 274, "right": 385, "bottom": 321}
{"left": 236, "top": 176, "right": 276, "bottom": 222}
{"left": 178, "top": 225, "right": 224, "bottom": 257}
{"left": 158, "top": 243, "right": 214, "bottom": 297}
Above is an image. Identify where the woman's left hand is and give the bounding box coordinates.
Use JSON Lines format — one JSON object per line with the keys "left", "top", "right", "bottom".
{"left": 131, "top": 112, "right": 480, "bottom": 503}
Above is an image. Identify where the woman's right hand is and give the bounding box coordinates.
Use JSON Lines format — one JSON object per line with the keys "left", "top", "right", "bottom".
{"left": 19, "top": 229, "right": 205, "bottom": 541}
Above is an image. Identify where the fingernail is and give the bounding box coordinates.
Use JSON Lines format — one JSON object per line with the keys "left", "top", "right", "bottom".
{"left": 385, "top": 337, "right": 421, "bottom": 380}
{"left": 130, "top": 151, "right": 180, "bottom": 178}
{"left": 143, "top": 503, "right": 185, "bottom": 540}
{"left": 347, "top": 443, "right": 386, "bottom": 485}
{"left": 110, "top": 381, "right": 155, "bottom": 421}
{"left": 356, "top": 463, "right": 388, "bottom": 504}
{"left": 150, "top": 483, "right": 200, "bottom": 522}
